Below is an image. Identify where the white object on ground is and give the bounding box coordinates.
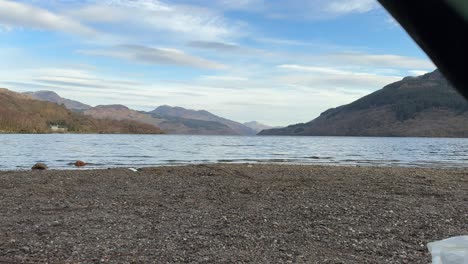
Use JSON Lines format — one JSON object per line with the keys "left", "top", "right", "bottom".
{"left": 428, "top": 236, "right": 468, "bottom": 264}
{"left": 128, "top": 168, "right": 138, "bottom": 172}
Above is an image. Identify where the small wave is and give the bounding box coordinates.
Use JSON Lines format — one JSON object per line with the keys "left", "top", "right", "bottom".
{"left": 302, "top": 156, "right": 334, "bottom": 160}
{"left": 163, "top": 160, "right": 187, "bottom": 163}
{"left": 220, "top": 144, "right": 257, "bottom": 147}
{"left": 118, "top": 155, "right": 154, "bottom": 158}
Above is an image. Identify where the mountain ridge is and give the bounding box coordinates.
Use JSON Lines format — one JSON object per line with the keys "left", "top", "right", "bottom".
{"left": 24, "top": 90, "right": 91, "bottom": 111}
{"left": 18, "top": 91, "right": 256, "bottom": 135}
{"left": 150, "top": 105, "right": 256, "bottom": 135}
{"left": 259, "top": 70, "right": 468, "bottom": 137}
{"left": 0, "top": 89, "right": 163, "bottom": 134}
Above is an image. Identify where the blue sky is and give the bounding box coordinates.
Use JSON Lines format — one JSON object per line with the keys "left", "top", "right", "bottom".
{"left": 0, "top": 0, "right": 435, "bottom": 126}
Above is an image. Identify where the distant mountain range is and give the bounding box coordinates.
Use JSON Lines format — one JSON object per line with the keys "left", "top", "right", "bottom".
{"left": 25, "top": 90, "right": 91, "bottom": 111}
{"left": 5, "top": 69, "right": 465, "bottom": 137}
{"left": 0, "top": 89, "right": 163, "bottom": 134}
{"left": 149, "top": 105, "right": 256, "bottom": 135}
{"left": 259, "top": 70, "right": 468, "bottom": 137}
{"left": 243, "top": 121, "right": 279, "bottom": 133}
{"left": 20, "top": 91, "right": 259, "bottom": 135}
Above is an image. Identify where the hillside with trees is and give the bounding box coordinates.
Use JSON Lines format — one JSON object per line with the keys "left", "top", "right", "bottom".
{"left": 259, "top": 70, "right": 468, "bottom": 137}
{"left": 0, "top": 89, "right": 163, "bottom": 134}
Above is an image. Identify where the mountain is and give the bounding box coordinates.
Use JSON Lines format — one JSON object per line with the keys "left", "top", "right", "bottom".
{"left": 24, "top": 90, "right": 91, "bottom": 111}
{"left": 84, "top": 105, "right": 239, "bottom": 135}
{"left": 259, "top": 70, "right": 468, "bottom": 137}
{"left": 20, "top": 90, "right": 256, "bottom": 135}
{"left": 243, "top": 121, "right": 278, "bottom": 133}
{"left": 150, "top": 105, "right": 257, "bottom": 135}
{"left": 0, "top": 89, "right": 163, "bottom": 134}
{"left": 84, "top": 105, "right": 163, "bottom": 125}
{"left": 84, "top": 105, "right": 245, "bottom": 135}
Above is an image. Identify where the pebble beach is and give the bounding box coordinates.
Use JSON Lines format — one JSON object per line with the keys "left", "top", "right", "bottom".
{"left": 0, "top": 164, "right": 467, "bottom": 263}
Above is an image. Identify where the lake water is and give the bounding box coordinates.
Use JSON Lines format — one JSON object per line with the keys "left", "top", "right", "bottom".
{"left": 0, "top": 134, "right": 467, "bottom": 170}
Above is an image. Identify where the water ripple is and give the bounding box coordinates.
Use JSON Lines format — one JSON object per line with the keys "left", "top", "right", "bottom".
{"left": 0, "top": 134, "right": 467, "bottom": 170}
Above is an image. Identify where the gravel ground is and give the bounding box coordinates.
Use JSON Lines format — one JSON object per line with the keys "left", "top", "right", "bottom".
{"left": 0, "top": 164, "right": 467, "bottom": 263}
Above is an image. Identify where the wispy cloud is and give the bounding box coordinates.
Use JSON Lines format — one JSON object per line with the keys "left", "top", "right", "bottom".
{"left": 79, "top": 45, "right": 227, "bottom": 70}
{"left": 276, "top": 64, "right": 402, "bottom": 90}
{"left": 326, "top": 53, "right": 435, "bottom": 69}
{"left": 200, "top": 75, "right": 249, "bottom": 81}
{"left": 0, "top": 0, "right": 97, "bottom": 36}
{"left": 33, "top": 75, "right": 142, "bottom": 90}
{"left": 181, "top": 0, "right": 380, "bottom": 19}
{"left": 408, "top": 70, "right": 430, "bottom": 76}
{"left": 67, "top": 0, "right": 243, "bottom": 42}
{"left": 252, "top": 0, "right": 380, "bottom": 20}
{"left": 1, "top": 0, "right": 246, "bottom": 43}
{"left": 278, "top": 65, "right": 351, "bottom": 75}
{"left": 188, "top": 41, "right": 243, "bottom": 52}
{"left": 255, "top": 37, "right": 311, "bottom": 46}
{"left": 324, "top": 0, "right": 378, "bottom": 16}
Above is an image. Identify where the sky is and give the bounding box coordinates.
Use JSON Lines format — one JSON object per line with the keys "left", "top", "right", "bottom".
{"left": 0, "top": 0, "right": 436, "bottom": 126}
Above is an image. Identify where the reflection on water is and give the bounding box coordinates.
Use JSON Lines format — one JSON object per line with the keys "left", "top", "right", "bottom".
{"left": 0, "top": 134, "right": 467, "bottom": 170}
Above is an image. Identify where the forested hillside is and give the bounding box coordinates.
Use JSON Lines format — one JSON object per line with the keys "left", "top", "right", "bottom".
{"left": 0, "top": 89, "right": 163, "bottom": 134}
{"left": 259, "top": 70, "right": 468, "bottom": 137}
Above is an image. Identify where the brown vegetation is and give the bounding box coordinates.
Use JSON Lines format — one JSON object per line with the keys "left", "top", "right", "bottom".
{"left": 0, "top": 89, "right": 163, "bottom": 134}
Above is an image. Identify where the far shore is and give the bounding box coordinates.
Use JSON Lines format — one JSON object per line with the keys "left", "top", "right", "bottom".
{"left": 3, "top": 132, "right": 468, "bottom": 138}
{"left": 0, "top": 164, "right": 466, "bottom": 263}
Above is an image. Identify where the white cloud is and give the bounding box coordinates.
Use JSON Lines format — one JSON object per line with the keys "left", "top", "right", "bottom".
{"left": 0, "top": 24, "right": 12, "bottom": 32}
{"left": 326, "top": 53, "right": 435, "bottom": 69}
{"left": 67, "top": 0, "right": 243, "bottom": 42}
{"left": 408, "top": 70, "right": 429, "bottom": 76}
{"left": 276, "top": 64, "right": 402, "bottom": 90}
{"left": 180, "top": 0, "right": 380, "bottom": 19}
{"left": 32, "top": 68, "right": 95, "bottom": 79}
{"left": 385, "top": 16, "right": 400, "bottom": 27}
{"left": 325, "top": 0, "right": 378, "bottom": 16}
{"left": 79, "top": 45, "right": 227, "bottom": 70}
{"left": 64, "top": 4, "right": 128, "bottom": 23}
{"left": 275, "top": 73, "right": 401, "bottom": 91}
{"left": 254, "top": 0, "right": 381, "bottom": 20}
{"left": 278, "top": 65, "right": 351, "bottom": 75}
{"left": 255, "top": 37, "right": 310, "bottom": 46}
{"left": 0, "top": 0, "right": 97, "bottom": 36}
{"left": 200, "top": 76, "right": 248, "bottom": 81}
{"left": 188, "top": 41, "right": 243, "bottom": 52}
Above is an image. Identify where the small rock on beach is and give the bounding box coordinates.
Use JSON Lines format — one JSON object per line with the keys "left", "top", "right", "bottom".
{"left": 31, "top": 163, "right": 48, "bottom": 170}
{"left": 74, "top": 160, "right": 86, "bottom": 167}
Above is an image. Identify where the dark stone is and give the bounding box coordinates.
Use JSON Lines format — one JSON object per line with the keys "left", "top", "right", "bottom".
{"left": 74, "top": 160, "right": 86, "bottom": 167}
{"left": 31, "top": 163, "right": 48, "bottom": 170}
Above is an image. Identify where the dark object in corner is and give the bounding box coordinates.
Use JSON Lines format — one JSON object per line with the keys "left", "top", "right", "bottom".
{"left": 378, "top": 0, "right": 468, "bottom": 99}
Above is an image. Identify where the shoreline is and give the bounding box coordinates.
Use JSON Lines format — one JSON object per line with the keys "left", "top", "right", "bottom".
{"left": 3, "top": 132, "right": 468, "bottom": 138}
{"left": 2, "top": 161, "right": 468, "bottom": 172}
{"left": 1, "top": 164, "right": 467, "bottom": 263}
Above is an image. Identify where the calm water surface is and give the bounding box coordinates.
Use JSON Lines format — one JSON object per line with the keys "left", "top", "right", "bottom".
{"left": 0, "top": 134, "right": 467, "bottom": 170}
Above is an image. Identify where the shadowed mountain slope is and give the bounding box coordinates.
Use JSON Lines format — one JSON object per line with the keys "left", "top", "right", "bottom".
{"left": 259, "top": 70, "right": 468, "bottom": 137}
{"left": 150, "top": 105, "right": 256, "bottom": 135}
{"left": 24, "top": 90, "right": 91, "bottom": 111}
